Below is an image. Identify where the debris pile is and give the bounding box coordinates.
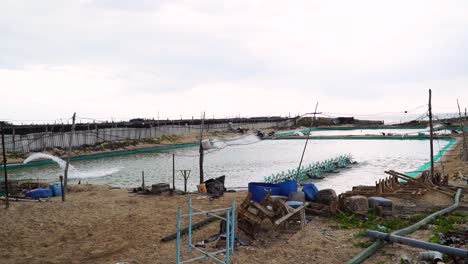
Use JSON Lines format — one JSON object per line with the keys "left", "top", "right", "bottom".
{"left": 237, "top": 191, "right": 306, "bottom": 237}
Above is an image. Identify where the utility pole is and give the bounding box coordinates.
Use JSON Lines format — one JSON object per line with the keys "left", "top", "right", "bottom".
{"left": 296, "top": 102, "right": 319, "bottom": 179}
{"left": 64, "top": 113, "right": 76, "bottom": 190}
{"left": 1, "top": 126, "right": 9, "bottom": 209}
{"left": 457, "top": 99, "right": 467, "bottom": 161}
{"left": 428, "top": 89, "right": 435, "bottom": 177}
{"left": 199, "top": 112, "right": 205, "bottom": 184}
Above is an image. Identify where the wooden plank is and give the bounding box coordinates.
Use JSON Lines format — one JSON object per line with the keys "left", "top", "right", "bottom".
{"left": 274, "top": 205, "right": 304, "bottom": 226}
{"left": 250, "top": 201, "right": 276, "bottom": 218}
{"left": 238, "top": 208, "right": 263, "bottom": 224}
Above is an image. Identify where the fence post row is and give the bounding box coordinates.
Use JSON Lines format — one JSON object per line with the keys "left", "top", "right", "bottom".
{"left": 2, "top": 118, "right": 293, "bottom": 153}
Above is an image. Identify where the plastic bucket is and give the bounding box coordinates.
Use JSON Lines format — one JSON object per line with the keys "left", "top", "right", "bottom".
{"left": 302, "top": 183, "right": 319, "bottom": 201}
{"left": 49, "top": 183, "right": 62, "bottom": 197}
{"left": 197, "top": 184, "right": 207, "bottom": 193}
{"left": 248, "top": 182, "right": 281, "bottom": 203}
{"left": 278, "top": 180, "right": 298, "bottom": 197}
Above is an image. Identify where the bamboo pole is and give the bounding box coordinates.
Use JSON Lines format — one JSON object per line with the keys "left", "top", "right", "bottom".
{"left": 295, "top": 102, "right": 319, "bottom": 179}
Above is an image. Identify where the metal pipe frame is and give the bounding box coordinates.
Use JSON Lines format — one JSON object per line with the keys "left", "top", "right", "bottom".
{"left": 366, "top": 230, "right": 468, "bottom": 258}
{"left": 175, "top": 198, "right": 236, "bottom": 264}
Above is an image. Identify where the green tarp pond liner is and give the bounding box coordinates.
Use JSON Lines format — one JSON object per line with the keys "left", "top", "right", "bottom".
{"left": 406, "top": 137, "right": 456, "bottom": 177}
{"left": 1, "top": 142, "right": 199, "bottom": 170}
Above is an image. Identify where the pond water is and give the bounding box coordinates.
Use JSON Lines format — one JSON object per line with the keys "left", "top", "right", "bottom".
{"left": 285, "top": 128, "right": 452, "bottom": 137}
{"left": 8, "top": 135, "right": 452, "bottom": 194}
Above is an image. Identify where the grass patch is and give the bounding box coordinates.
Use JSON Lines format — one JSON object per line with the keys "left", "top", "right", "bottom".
{"left": 428, "top": 211, "right": 468, "bottom": 243}
{"left": 335, "top": 209, "right": 435, "bottom": 248}
{"left": 353, "top": 241, "right": 373, "bottom": 248}
{"left": 335, "top": 209, "right": 417, "bottom": 234}
{"left": 337, "top": 209, "right": 467, "bottom": 245}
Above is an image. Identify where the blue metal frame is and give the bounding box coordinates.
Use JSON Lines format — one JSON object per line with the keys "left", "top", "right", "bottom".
{"left": 176, "top": 199, "right": 236, "bottom": 264}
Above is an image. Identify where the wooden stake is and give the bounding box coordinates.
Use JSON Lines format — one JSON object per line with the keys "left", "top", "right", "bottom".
{"left": 172, "top": 153, "right": 175, "bottom": 191}
{"left": 141, "top": 171, "right": 145, "bottom": 191}
{"left": 64, "top": 113, "right": 76, "bottom": 189}
{"left": 199, "top": 112, "right": 205, "bottom": 184}
{"left": 59, "top": 175, "right": 65, "bottom": 202}
{"left": 12, "top": 128, "right": 15, "bottom": 153}
{"left": 1, "top": 126, "right": 9, "bottom": 209}
{"left": 457, "top": 99, "right": 467, "bottom": 161}
{"left": 428, "top": 89, "right": 435, "bottom": 177}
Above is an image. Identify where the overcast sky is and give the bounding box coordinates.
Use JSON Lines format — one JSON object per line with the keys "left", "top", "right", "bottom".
{"left": 1, "top": 0, "right": 467, "bottom": 124}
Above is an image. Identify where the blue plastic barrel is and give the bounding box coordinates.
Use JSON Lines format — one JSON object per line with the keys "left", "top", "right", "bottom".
{"left": 26, "top": 188, "right": 52, "bottom": 199}
{"left": 302, "top": 183, "right": 319, "bottom": 201}
{"left": 49, "top": 183, "right": 62, "bottom": 197}
{"left": 278, "top": 180, "right": 298, "bottom": 197}
{"left": 248, "top": 182, "right": 281, "bottom": 203}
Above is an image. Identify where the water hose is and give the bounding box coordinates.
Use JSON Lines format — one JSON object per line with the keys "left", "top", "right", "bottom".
{"left": 365, "top": 230, "right": 467, "bottom": 258}
{"left": 345, "top": 188, "right": 462, "bottom": 264}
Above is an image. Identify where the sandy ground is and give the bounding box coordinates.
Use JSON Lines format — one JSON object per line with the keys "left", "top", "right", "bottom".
{"left": 436, "top": 136, "right": 468, "bottom": 179}
{"left": 0, "top": 186, "right": 364, "bottom": 264}
{"left": 0, "top": 136, "right": 466, "bottom": 264}
{"left": 0, "top": 186, "right": 465, "bottom": 264}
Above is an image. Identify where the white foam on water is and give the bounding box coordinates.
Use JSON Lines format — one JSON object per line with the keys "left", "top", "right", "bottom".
{"left": 69, "top": 167, "right": 122, "bottom": 179}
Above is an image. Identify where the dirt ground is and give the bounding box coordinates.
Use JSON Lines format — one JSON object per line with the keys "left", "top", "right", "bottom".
{"left": 0, "top": 185, "right": 466, "bottom": 264}
{"left": 0, "top": 186, "right": 362, "bottom": 264}
{"left": 0, "top": 137, "right": 466, "bottom": 264}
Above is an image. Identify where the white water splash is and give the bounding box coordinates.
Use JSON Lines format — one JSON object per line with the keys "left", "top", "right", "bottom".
{"left": 23, "top": 152, "right": 121, "bottom": 179}
{"left": 23, "top": 153, "right": 74, "bottom": 170}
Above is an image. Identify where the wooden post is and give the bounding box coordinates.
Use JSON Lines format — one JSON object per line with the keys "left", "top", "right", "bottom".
{"left": 199, "top": 112, "right": 205, "bottom": 184}
{"left": 142, "top": 171, "right": 145, "bottom": 190}
{"left": 59, "top": 175, "right": 65, "bottom": 202}
{"left": 12, "top": 128, "right": 15, "bottom": 153}
{"left": 428, "top": 89, "right": 435, "bottom": 177}
{"left": 61, "top": 123, "right": 65, "bottom": 147}
{"left": 457, "top": 99, "right": 467, "bottom": 161}
{"left": 180, "top": 170, "right": 191, "bottom": 193}
{"left": 64, "top": 113, "right": 76, "bottom": 189}
{"left": 87, "top": 123, "right": 90, "bottom": 146}
{"left": 1, "top": 126, "right": 9, "bottom": 209}
{"left": 172, "top": 153, "right": 175, "bottom": 191}
{"left": 94, "top": 123, "right": 98, "bottom": 144}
